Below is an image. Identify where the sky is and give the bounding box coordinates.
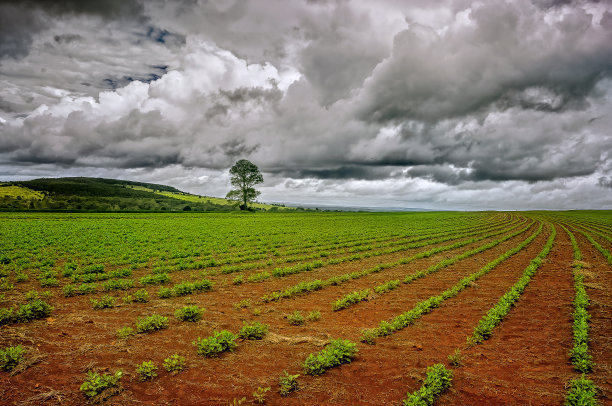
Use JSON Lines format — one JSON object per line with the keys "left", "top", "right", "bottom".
{"left": 0, "top": 0, "right": 611, "bottom": 210}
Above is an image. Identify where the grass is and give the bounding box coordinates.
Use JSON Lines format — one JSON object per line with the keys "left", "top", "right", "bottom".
{"left": 0, "top": 185, "right": 45, "bottom": 200}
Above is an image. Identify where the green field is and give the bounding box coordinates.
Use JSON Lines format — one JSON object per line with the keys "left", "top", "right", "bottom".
{"left": 0, "top": 211, "right": 610, "bottom": 405}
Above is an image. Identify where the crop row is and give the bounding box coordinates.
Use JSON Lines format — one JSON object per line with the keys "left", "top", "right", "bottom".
{"left": 225, "top": 216, "right": 521, "bottom": 284}
{"left": 261, "top": 219, "right": 531, "bottom": 304}
{"left": 469, "top": 224, "right": 556, "bottom": 343}
{"left": 359, "top": 222, "right": 543, "bottom": 344}
{"left": 562, "top": 226, "right": 599, "bottom": 406}
{"left": 332, "top": 220, "right": 535, "bottom": 311}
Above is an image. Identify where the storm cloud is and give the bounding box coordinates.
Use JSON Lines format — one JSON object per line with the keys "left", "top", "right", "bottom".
{"left": 1, "top": 0, "right": 611, "bottom": 209}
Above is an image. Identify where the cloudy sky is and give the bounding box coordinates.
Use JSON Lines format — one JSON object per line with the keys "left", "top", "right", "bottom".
{"left": 1, "top": 0, "right": 611, "bottom": 210}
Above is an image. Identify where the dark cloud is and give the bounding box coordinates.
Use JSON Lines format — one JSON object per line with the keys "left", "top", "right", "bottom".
{"left": 598, "top": 176, "right": 612, "bottom": 188}
{"left": 356, "top": 1, "right": 612, "bottom": 123}
{"left": 5, "top": 0, "right": 146, "bottom": 19}
{"left": 0, "top": 0, "right": 146, "bottom": 59}
{"left": 1, "top": 0, "right": 611, "bottom": 209}
{"left": 404, "top": 166, "right": 475, "bottom": 186}
{"left": 274, "top": 166, "right": 393, "bottom": 181}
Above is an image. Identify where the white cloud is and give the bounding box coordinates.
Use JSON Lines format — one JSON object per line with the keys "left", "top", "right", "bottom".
{"left": 0, "top": 0, "right": 611, "bottom": 209}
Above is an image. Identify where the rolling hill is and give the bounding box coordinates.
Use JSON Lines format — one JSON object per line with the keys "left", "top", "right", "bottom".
{"left": 0, "top": 177, "right": 291, "bottom": 212}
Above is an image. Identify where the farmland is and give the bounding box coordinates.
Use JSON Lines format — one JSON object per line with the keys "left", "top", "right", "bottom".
{"left": 0, "top": 211, "right": 610, "bottom": 405}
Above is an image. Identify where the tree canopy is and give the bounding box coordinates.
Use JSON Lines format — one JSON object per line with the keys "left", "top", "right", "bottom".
{"left": 225, "top": 159, "right": 263, "bottom": 210}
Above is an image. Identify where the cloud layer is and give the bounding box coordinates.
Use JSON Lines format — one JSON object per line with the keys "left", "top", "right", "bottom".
{"left": 1, "top": 0, "right": 611, "bottom": 209}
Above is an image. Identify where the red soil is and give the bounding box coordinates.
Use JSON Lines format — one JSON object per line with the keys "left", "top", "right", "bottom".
{"left": 0, "top": 221, "right": 610, "bottom": 405}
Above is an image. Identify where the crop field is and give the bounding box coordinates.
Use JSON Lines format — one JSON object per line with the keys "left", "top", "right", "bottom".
{"left": 0, "top": 211, "right": 610, "bottom": 405}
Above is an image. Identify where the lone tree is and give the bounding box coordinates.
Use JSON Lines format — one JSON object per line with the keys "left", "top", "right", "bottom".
{"left": 226, "top": 159, "right": 264, "bottom": 210}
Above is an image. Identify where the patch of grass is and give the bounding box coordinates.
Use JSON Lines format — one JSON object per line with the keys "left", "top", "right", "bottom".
{"left": 332, "top": 289, "right": 371, "bottom": 311}
{"left": 13, "top": 299, "right": 52, "bottom": 323}
{"left": 102, "top": 279, "right": 134, "bottom": 291}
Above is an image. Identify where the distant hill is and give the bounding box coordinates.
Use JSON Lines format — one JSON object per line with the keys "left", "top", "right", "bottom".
{"left": 0, "top": 177, "right": 292, "bottom": 212}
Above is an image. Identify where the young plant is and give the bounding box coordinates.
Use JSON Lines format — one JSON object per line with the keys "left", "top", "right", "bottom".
{"left": 79, "top": 370, "right": 122, "bottom": 399}
{"left": 116, "top": 326, "right": 134, "bottom": 339}
{"left": 63, "top": 284, "right": 76, "bottom": 297}
{"left": 135, "top": 314, "right": 169, "bottom": 334}
{"left": 140, "top": 273, "right": 171, "bottom": 285}
{"left": 91, "top": 295, "right": 116, "bottom": 310}
{"left": 403, "top": 364, "right": 453, "bottom": 406}
{"left": 15, "top": 299, "right": 52, "bottom": 322}
{"left": 132, "top": 289, "right": 150, "bottom": 303}
{"left": 253, "top": 386, "right": 270, "bottom": 404}
{"left": 15, "top": 272, "right": 28, "bottom": 283}
{"left": 359, "top": 328, "right": 378, "bottom": 345}
{"left": 447, "top": 349, "right": 463, "bottom": 367}
{"left": 302, "top": 339, "right": 358, "bottom": 376}
{"left": 163, "top": 353, "right": 186, "bottom": 375}
{"left": 278, "top": 370, "right": 300, "bottom": 397}
{"left": 193, "top": 330, "right": 237, "bottom": 357}
{"left": 565, "top": 375, "right": 598, "bottom": 406}
{"left": 287, "top": 311, "right": 305, "bottom": 326}
{"left": 0, "top": 345, "right": 25, "bottom": 371}
{"left": 238, "top": 321, "right": 269, "bottom": 340}
{"left": 332, "top": 289, "right": 371, "bottom": 311}
{"left": 233, "top": 299, "right": 251, "bottom": 309}
{"left": 307, "top": 310, "right": 321, "bottom": 322}
{"left": 136, "top": 361, "right": 157, "bottom": 381}
{"left": 175, "top": 305, "right": 205, "bottom": 322}
{"left": 158, "top": 287, "right": 173, "bottom": 298}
